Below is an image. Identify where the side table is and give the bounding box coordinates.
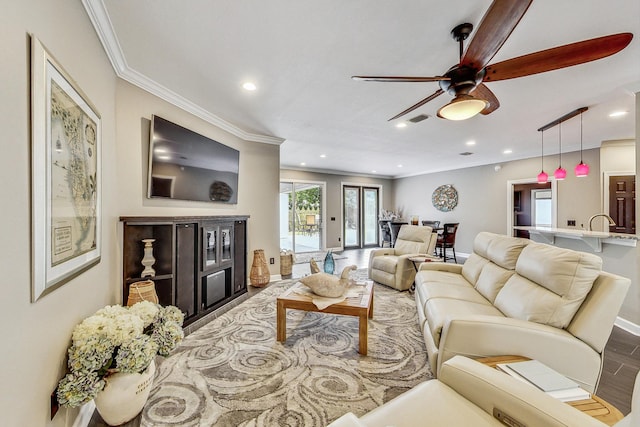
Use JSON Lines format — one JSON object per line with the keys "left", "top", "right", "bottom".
{"left": 476, "top": 355, "right": 624, "bottom": 426}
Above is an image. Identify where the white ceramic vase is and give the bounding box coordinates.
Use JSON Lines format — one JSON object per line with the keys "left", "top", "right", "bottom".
{"left": 94, "top": 360, "right": 156, "bottom": 426}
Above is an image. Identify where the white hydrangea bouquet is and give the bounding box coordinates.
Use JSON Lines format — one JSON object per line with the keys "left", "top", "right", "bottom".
{"left": 56, "top": 301, "right": 184, "bottom": 407}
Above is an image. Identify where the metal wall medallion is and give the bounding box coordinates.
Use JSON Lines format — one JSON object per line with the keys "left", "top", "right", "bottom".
{"left": 432, "top": 184, "right": 458, "bottom": 212}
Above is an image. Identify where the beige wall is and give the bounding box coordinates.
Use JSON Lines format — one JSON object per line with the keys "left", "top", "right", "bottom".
{"left": 1, "top": 1, "right": 118, "bottom": 426}
{"left": 393, "top": 146, "right": 639, "bottom": 327}
{"left": 115, "top": 80, "right": 281, "bottom": 281}
{"left": 280, "top": 169, "right": 394, "bottom": 249}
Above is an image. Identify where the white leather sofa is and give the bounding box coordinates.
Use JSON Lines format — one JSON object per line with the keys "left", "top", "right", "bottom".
{"left": 415, "top": 232, "right": 630, "bottom": 393}
{"left": 328, "top": 355, "right": 639, "bottom": 427}
{"left": 368, "top": 225, "right": 437, "bottom": 291}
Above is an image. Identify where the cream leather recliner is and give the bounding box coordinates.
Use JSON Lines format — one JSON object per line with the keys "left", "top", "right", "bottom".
{"left": 368, "top": 225, "right": 437, "bottom": 291}
{"left": 328, "top": 355, "right": 640, "bottom": 427}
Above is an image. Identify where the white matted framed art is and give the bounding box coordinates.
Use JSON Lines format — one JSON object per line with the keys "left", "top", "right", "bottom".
{"left": 31, "top": 35, "right": 101, "bottom": 302}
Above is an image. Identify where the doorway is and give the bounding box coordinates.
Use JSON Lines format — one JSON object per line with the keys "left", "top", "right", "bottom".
{"left": 507, "top": 178, "right": 557, "bottom": 236}
{"left": 343, "top": 185, "right": 380, "bottom": 249}
{"left": 279, "top": 181, "right": 325, "bottom": 253}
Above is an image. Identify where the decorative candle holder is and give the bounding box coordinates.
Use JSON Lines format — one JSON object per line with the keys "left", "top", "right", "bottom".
{"left": 141, "top": 238, "right": 156, "bottom": 278}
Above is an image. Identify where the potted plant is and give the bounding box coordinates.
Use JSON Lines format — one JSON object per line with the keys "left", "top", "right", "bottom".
{"left": 56, "top": 301, "right": 184, "bottom": 425}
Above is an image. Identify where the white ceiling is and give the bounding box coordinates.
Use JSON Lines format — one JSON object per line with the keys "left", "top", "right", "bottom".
{"left": 86, "top": 0, "right": 640, "bottom": 178}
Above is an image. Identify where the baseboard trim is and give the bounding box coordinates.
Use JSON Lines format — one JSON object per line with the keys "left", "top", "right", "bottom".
{"left": 615, "top": 317, "right": 640, "bottom": 336}
{"left": 73, "top": 401, "right": 95, "bottom": 427}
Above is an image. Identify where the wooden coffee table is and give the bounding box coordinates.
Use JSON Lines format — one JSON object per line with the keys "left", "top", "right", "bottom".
{"left": 477, "top": 356, "right": 624, "bottom": 426}
{"left": 276, "top": 281, "right": 374, "bottom": 355}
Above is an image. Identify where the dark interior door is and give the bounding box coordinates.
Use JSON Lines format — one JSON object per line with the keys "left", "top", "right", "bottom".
{"left": 609, "top": 175, "right": 636, "bottom": 234}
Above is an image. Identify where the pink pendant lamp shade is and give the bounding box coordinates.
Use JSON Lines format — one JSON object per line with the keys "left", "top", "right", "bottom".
{"left": 537, "top": 170, "right": 549, "bottom": 184}
{"left": 554, "top": 167, "right": 567, "bottom": 180}
{"left": 554, "top": 123, "right": 566, "bottom": 180}
{"left": 574, "top": 112, "right": 589, "bottom": 177}
{"left": 537, "top": 130, "right": 548, "bottom": 184}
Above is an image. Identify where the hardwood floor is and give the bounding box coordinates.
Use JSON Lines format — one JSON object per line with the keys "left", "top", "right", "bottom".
{"left": 598, "top": 325, "right": 640, "bottom": 415}
{"left": 88, "top": 247, "right": 637, "bottom": 425}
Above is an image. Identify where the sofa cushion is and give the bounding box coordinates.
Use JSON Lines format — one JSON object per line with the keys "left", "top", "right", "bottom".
{"left": 474, "top": 263, "right": 516, "bottom": 303}
{"left": 417, "top": 269, "right": 472, "bottom": 288}
{"left": 486, "top": 235, "right": 529, "bottom": 270}
{"left": 461, "top": 253, "right": 490, "bottom": 286}
{"left": 416, "top": 282, "right": 490, "bottom": 306}
{"left": 494, "top": 243, "right": 602, "bottom": 328}
{"left": 425, "top": 299, "right": 504, "bottom": 347}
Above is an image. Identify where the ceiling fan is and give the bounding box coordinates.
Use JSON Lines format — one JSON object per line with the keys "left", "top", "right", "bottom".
{"left": 352, "top": 0, "right": 633, "bottom": 121}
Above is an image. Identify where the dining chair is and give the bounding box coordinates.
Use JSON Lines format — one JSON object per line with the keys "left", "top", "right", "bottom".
{"left": 436, "top": 223, "right": 459, "bottom": 263}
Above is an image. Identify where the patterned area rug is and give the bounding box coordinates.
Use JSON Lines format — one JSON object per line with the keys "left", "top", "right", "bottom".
{"left": 142, "top": 270, "right": 431, "bottom": 426}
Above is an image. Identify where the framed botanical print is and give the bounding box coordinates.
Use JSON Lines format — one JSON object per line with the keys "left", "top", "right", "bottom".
{"left": 31, "top": 35, "right": 101, "bottom": 301}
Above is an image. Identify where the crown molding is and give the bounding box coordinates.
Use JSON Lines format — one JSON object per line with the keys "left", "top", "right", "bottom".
{"left": 82, "top": 0, "right": 284, "bottom": 146}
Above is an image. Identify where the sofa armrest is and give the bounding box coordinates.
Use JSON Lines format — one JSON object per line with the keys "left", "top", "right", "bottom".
{"left": 437, "top": 315, "right": 602, "bottom": 392}
{"left": 327, "top": 412, "right": 367, "bottom": 427}
{"left": 418, "top": 262, "right": 463, "bottom": 273}
{"left": 439, "top": 356, "right": 605, "bottom": 427}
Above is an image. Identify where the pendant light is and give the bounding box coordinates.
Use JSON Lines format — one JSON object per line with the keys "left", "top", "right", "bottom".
{"left": 554, "top": 122, "right": 567, "bottom": 180}
{"left": 537, "top": 130, "right": 548, "bottom": 184}
{"left": 574, "top": 111, "right": 590, "bottom": 177}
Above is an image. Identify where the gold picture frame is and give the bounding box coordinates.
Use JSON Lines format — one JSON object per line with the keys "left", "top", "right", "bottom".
{"left": 31, "top": 35, "right": 101, "bottom": 301}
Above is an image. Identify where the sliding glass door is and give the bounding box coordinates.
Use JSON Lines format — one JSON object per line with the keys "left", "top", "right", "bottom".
{"left": 343, "top": 185, "right": 379, "bottom": 248}
{"left": 280, "top": 181, "right": 324, "bottom": 253}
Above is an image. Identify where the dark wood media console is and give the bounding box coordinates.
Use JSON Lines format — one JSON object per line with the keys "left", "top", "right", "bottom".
{"left": 120, "top": 215, "right": 249, "bottom": 326}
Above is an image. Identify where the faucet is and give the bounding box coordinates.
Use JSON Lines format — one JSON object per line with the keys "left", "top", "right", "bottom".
{"left": 588, "top": 213, "right": 616, "bottom": 231}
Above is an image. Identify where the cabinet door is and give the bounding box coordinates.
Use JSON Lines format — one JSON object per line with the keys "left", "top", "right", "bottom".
{"left": 201, "top": 223, "right": 219, "bottom": 271}
{"left": 175, "top": 223, "right": 197, "bottom": 319}
{"left": 233, "top": 220, "right": 246, "bottom": 293}
{"left": 220, "top": 224, "right": 233, "bottom": 265}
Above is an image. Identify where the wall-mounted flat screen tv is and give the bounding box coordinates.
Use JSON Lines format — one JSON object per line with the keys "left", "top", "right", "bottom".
{"left": 147, "top": 115, "right": 239, "bottom": 203}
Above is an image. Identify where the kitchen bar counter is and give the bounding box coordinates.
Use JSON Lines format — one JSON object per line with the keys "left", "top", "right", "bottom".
{"left": 513, "top": 226, "right": 638, "bottom": 252}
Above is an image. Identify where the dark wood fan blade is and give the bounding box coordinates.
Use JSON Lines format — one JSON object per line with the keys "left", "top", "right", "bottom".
{"left": 461, "top": 0, "right": 532, "bottom": 70}
{"left": 388, "top": 89, "right": 445, "bottom": 121}
{"left": 483, "top": 33, "right": 633, "bottom": 82}
{"left": 352, "top": 75, "right": 449, "bottom": 82}
{"left": 471, "top": 83, "right": 500, "bottom": 114}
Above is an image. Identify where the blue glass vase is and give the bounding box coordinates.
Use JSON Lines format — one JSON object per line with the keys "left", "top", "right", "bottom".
{"left": 323, "top": 250, "right": 335, "bottom": 274}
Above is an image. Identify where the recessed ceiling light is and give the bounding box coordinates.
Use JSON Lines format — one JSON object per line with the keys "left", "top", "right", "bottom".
{"left": 320, "top": 154, "right": 326, "bottom": 158}
{"left": 396, "top": 122, "right": 407, "bottom": 128}
{"left": 609, "top": 111, "right": 628, "bottom": 117}
{"left": 300, "top": 162, "right": 306, "bottom": 166}
{"left": 397, "top": 164, "right": 403, "bottom": 168}
{"left": 371, "top": 170, "right": 377, "bottom": 173}
{"left": 466, "top": 140, "right": 476, "bottom": 146}
{"left": 242, "top": 82, "right": 257, "bottom": 91}
{"left": 503, "top": 149, "right": 513, "bottom": 154}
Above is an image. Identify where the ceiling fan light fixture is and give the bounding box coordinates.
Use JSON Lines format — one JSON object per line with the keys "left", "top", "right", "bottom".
{"left": 437, "top": 94, "right": 488, "bottom": 121}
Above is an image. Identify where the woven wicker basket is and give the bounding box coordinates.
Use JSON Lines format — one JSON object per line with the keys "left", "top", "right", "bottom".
{"left": 250, "top": 249, "right": 270, "bottom": 287}
{"left": 127, "top": 280, "right": 159, "bottom": 306}
{"left": 280, "top": 253, "right": 293, "bottom": 276}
